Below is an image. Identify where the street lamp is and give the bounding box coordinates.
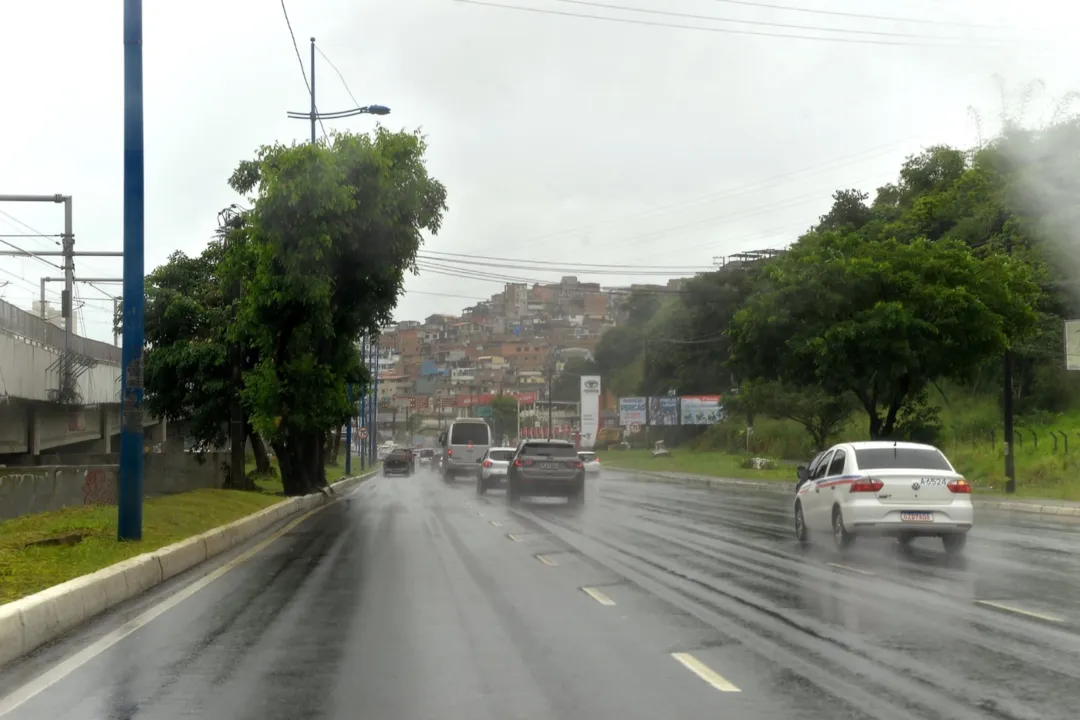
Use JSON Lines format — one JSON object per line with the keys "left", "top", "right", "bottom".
{"left": 286, "top": 38, "right": 391, "bottom": 143}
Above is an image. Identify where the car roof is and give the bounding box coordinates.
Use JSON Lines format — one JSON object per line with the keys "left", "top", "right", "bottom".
{"left": 522, "top": 438, "right": 573, "bottom": 446}
{"left": 488, "top": 446, "right": 517, "bottom": 452}
{"left": 449, "top": 418, "right": 489, "bottom": 424}
{"left": 842, "top": 441, "right": 940, "bottom": 451}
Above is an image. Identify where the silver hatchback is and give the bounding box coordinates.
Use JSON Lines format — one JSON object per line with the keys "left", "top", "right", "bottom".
{"left": 476, "top": 447, "right": 516, "bottom": 494}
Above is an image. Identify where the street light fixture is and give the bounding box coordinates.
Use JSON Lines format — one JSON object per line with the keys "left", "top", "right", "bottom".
{"left": 286, "top": 37, "right": 391, "bottom": 143}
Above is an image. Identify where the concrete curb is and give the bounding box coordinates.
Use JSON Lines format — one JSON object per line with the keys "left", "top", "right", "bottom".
{"left": 0, "top": 470, "right": 376, "bottom": 669}
{"left": 605, "top": 466, "right": 1080, "bottom": 516}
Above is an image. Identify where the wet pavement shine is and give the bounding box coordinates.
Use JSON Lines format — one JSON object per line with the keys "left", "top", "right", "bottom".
{"left": 1, "top": 468, "right": 1079, "bottom": 719}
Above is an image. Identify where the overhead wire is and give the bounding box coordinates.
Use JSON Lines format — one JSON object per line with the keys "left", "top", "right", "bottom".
{"left": 698, "top": 0, "right": 1016, "bottom": 30}
{"left": 314, "top": 44, "right": 362, "bottom": 109}
{"left": 279, "top": 0, "right": 328, "bottom": 141}
{"left": 451, "top": 0, "right": 1040, "bottom": 48}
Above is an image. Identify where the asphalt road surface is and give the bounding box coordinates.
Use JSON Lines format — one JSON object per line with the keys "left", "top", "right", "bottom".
{"left": 2, "top": 468, "right": 1079, "bottom": 720}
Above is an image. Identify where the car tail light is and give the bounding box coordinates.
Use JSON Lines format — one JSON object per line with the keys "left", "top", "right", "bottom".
{"left": 849, "top": 478, "right": 884, "bottom": 493}
{"left": 513, "top": 458, "right": 523, "bottom": 467}
{"left": 447, "top": 448, "right": 453, "bottom": 457}
{"left": 569, "top": 460, "right": 584, "bottom": 469}
{"left": 947, "top": 478, "right": 971, "bottom": 493}
{"left": 482, "top": 460, "right": 492, "bottom": 468}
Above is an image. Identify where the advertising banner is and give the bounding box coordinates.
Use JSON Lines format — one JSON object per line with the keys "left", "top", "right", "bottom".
{"left": 619, "top": 397, "right": 647, "bottom": 428}
{"left": 579, "top": 375, "right": 602, "bottom": 449}
{"left": 647, "top": 396, "right": 679, "bottom": 426}
{"left": 680, "top": 395, "right": 723, "bottom": 425}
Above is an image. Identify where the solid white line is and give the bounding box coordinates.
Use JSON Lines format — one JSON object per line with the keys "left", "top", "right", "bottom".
{"left": 536, "top": 554, "right": 558, "bottom": 566}
{"left": 0, "top": 495, "right": 347, "bottom": 717}
{"left": 671, "top": 652, "right": 741, "bottom": 692}
{"left": 581, "top": 587, "right": 616, "bottom": 606}
{"left": 489, "top": 520, "right": 502, "bottom": 528}
{"left": 975, "top": 600, "right": 1064, "bottom": 623}
{"left": 827, "top": 562, "right": 875, "bottom": 576}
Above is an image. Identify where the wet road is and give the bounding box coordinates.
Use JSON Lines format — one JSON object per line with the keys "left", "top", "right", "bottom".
{"left": 2, "top": 469, "right": 1080, "bottom": 719}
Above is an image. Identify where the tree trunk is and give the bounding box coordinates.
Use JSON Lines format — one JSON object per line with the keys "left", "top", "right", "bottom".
{"left": 249, "top": 429, "right": 272, "bottom": 474}
{"left": 330, "top": 427, "right": 342, "bottom": 466}
{"left": 273, "top": 428, "right": 327, "bottom": 496}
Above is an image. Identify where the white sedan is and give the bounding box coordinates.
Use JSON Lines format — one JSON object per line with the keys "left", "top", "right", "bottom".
{"left": 577, "top": 451, "right": 601, "bottom": 475}
{"left": 793, "top": 441, "right": 973, "bottom": 554}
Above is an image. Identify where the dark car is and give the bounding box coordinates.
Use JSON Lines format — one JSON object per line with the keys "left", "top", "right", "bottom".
{"left": 383, "top": 446, "right": 414, "bottom": 476}
{"left": 506, "top": 439, "right": 585, "bottom": 505}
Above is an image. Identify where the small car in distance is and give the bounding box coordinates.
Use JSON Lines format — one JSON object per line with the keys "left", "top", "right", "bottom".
{"left": 418, "top": 448, "right": 435, "bottom": 466}
{"left": 507, "top": 439, "right": 586, "bottom": 505}
{"left": 476, "top": 447, "right": 516, "bottom": 494}
{"left": 577, "top": 451, "right": 601, "bottom": 475}
{"left": 794, "top": 441, "right": 972, "bottom": 554}
{"left": 382, "top": 446, "right": 415, "bottom": 477}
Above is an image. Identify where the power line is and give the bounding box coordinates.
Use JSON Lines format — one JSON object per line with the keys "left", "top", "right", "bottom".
{"left": 699, "top": 0, "right": 1015, "bottom": 31}
{"left": 0, "top": 210, "right": 61, "bottom": 248}
{"left": 452, "top": 0, "right": 1036, "bottom": 48}
{"left": 314, "top": 45, "right": 361, "bottom": 108}
{"left": 546, "top": 0, "right": 1024, "bottom": 42}
{"left": 417, "top": 254, "right": 707, "bottom": 276}
{"left": 279, "top": 0, "right": 328, "bottom": 141}
{"left": 420, "top": 250, "right": 712, "bottom": 270}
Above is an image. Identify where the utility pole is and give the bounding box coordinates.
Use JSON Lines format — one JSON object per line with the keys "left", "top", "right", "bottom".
{"left": 359, "top": 335, "right": 367, "bottom": 471}
{"left": 1003, "top": 239, "right": 1016, "bottom": 494}
{"left": 120, "top": 0, "right": 145, "bottom": 540}
{"left": 345, "top": 383, "right": 353, "bottom": 476}
{"left": 371, "top": 340, "right": 380, "bottom": 460}
{"left": 546, "top": 359, "right": 554, "bottom": 439}
{"left": 218, "top": 205, "right": 246, "bottom": 490}
{"left": 287, "top": 37, "right": 391, "bottom": 143}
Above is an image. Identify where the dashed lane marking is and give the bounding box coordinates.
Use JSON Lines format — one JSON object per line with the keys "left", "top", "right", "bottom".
{"left": 489, "top": 520, "right": 502, "bottom": 528}
{"left": 581, "top": 587, "right": 616, "bottom": 606}
{"left": 536, "top": 554, "right": 558, "bottom": 566}
{"left": 827, "top": 562, "right": 875, "bottom": 576}
{"left": 975, "top": 600, "right": 1064, "bottom": 623}
{"left": 507, "top": 534, "right": 522, "bottom": 542}
{"left": 671, "top": 652, "right": 741, "bottom": 693}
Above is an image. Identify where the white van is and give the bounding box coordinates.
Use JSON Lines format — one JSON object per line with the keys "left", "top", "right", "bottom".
{"left": 440, "top": 418, "right": 492, "bottom": 482}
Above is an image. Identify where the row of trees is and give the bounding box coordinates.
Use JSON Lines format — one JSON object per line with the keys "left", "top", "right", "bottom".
{"left": 593, "top": 118, "right": 1080, "bottom": 449}
{"left": 127, "top": 129, "right": 447, "bottom": 495}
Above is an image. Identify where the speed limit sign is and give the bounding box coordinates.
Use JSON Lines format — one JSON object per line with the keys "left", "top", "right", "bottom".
{"left": 357, "top": 427, "right": 369, "bottom": 440}
{"left": 629, "top": 423, "right": 642, "bottom": 434}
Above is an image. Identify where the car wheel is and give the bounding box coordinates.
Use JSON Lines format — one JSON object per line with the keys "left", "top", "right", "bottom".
{"left": 942, "top": 533, "right": 967, "bottom": 555}
{"left": 794, "top": 502, "right": 810, "bottom": 547}
{"left": 832, "top": 507, "right": 855, "bottom": 550}
{"left": 897, "top": 532, "right": 915, "bottom": 547}
{"left": 567, "top": 481, "right": 585, "bottom": 505}
{"left": 507, "top": 478, "right": 521, "bottom": 506}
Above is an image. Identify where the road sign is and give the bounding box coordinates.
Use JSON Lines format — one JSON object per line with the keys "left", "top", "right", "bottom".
{"left": 357, "top": 426, "right": 369, "bottom": 440}
{"left": 629, "top": 422, "right": 642, "bottom": 434}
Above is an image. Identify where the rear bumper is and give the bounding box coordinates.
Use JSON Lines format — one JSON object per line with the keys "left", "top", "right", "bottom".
{"left": 481, "top": 470, "right": 508, "bottom": 485}
{"left": 513, "top": 475, "right": 584, "bottom": 496}
{"left": 845, "top": 499, "right": 974, "bottom": 536}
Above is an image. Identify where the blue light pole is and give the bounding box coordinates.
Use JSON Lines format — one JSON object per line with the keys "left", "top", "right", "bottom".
{"left": 345, "top": 383, "right": 352, "bottom": 476}
{"left": 118, "top": 0, "right": 145, "bottom": 541}
{"left": 371, "top": 341, "right": 380, "bottom": 457}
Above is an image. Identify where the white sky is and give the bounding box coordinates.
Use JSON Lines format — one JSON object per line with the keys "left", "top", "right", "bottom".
{"left": 0, "top": 0, "right": 1077, "bottom": 343}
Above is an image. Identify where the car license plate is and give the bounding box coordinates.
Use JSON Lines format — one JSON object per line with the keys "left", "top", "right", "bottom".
{"left": 540, "top": 462, "right": 559, "bottom": 470}
{"left": 901, "top": 511, "right": 933, "bottom": 523}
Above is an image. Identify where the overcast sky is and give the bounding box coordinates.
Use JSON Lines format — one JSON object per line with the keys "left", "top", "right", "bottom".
{"left": 0, "top": 0, "right": 1076, "bottom": 344}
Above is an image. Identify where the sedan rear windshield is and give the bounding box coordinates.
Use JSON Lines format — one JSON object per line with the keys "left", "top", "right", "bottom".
{"left": 854, "top": 448, "right": 952, "bottom": 471}
{"left": 450, "top": 423, "right": 490, "bottom": 445}
{"left": 522, "top": 443, "right": 577, "bottom": 458}
{"left": 488, "top": 450, "right": 514, "bottom": 461}
{"left": 578, "top": 453, "right": 597, "bottom": 461}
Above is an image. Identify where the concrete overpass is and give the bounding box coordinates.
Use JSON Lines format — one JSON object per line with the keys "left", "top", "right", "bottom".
{"left": 0, "top": 297, "right": 163, "bottom": 463}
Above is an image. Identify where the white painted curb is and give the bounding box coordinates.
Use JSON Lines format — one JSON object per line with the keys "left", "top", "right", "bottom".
{"left": 0, "top": 470, "right": 376, "bottom": 669}
{"left": 607, "top": 466, "right": 1080, "bottom": 517}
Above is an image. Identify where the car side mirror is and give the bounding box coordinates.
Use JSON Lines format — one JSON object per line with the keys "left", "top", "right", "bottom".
{"left": 796, "top": 465, "right": 808, "bottom": 481}
{"left": 477, "top": 458, "right": 483, "bottom": 464}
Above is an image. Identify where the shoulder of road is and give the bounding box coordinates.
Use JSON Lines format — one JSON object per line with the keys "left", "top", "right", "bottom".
{"left": 606, "top": 466, "right": 1080, "bottom": 516}
{"left": 0, "top": 469, "right": 379, "bottom": 669}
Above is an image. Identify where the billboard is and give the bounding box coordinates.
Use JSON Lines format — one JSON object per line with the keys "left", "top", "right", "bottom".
{"left": 619, "top": 397, "right": 647, "bottom": 427}
{"left": 680, "top": 395, "right": 723, "bottom": 425}
{"left": 647, "top": 396, "right": 679, "bottom": 426}
{"left": 579, "top": 376, "right": 602, "bottom": 449}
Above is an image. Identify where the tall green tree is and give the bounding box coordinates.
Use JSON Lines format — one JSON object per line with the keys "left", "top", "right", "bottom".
{"left": 728, "top": 232, "right": 1040, "bottom": 438}
{"left": 228, "top": 129, "right": 447, "bottom": 495}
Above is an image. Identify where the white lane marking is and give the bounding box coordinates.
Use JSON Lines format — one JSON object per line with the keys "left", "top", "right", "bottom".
{"left": 489, "top": 520, "right": 502, "bottom": 528}
{"left": 975, "top": 600, "right": 1064, "bottom": 623}
{"left": 827, "top": 562, "right": 875, "bottom": 576}
{"left": 0, "top": 492, "right": 351, "bottom": 717}
{"left": 671, "top": 652, "right": 741, "bottom": 692}
{"left": 477, "top": 511, "right": 485, "bottom": 518}
{"left": 507, "top": 534, "right": 522, "bottom": 542}
{"left": 581, "top": 587, "right": 616, "bottom": 606}
{"left": 536, "top": 554, "right": 558, "bottom": 566}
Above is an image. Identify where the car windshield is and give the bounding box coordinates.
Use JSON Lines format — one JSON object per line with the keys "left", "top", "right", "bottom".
{"left": 854, "top": 447, "right": 952, "bottom": 471}
{"left": 523, "top": 443, "right": 577, "bottom": 458}
{"left": 450, "top": 423, "right": 489, "bottom": 445}
{"left": 488, "top": 450, "right": 514, "bottom": 461}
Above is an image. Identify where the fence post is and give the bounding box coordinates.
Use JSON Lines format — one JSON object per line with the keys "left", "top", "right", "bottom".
{"left": 1029, "top": 429, "right": 1038, "bottom": 450}
{"left": 1051, "top": 432, "right": 1058, "bottom": 454}
{"left": 989, "top": 429, "right": 996, "bottom": 451}
{"left": 1014, "top": 430, "right": 1023, "bottom": 449}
